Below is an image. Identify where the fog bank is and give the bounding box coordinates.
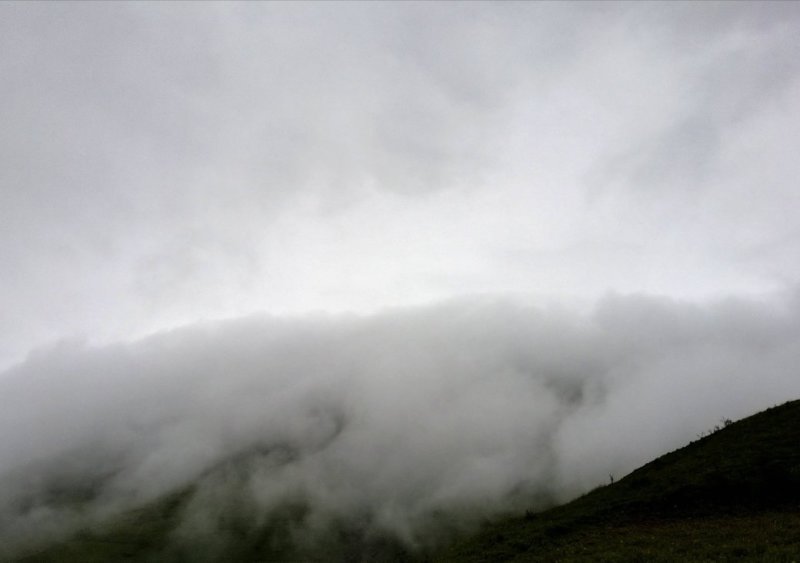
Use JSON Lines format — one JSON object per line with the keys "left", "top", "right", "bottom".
{"left": 2, "top": 293, "right": 799, "bottom": 556}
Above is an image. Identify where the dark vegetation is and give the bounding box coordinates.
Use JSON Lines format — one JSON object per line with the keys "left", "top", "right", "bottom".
{"left": 438, "top": 399, "right": 800, "bottom": 562}
{"left": 14, "top": 400, "right": 800, "bottom": 562}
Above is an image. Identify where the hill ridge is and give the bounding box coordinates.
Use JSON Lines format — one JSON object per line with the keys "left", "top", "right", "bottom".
{"left": 438, "top": 399, "right": 800, "bottom": 561}
{"left": 15, "top": 400, "right": 800, "bottom": 562}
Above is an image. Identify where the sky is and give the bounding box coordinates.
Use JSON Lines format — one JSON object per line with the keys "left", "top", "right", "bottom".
{"left": 2, "top": 2, "right": 800, "bottom": 556}
{"left": 2, "top": 2, "right": 800, "bottom": 368}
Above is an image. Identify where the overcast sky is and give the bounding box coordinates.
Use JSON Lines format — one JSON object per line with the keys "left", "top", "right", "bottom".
{"left": 3, "top": 4, "right": 800, "bottom": 555}
{"left": 2, "top": 2, "right": 800, "bottom": 366}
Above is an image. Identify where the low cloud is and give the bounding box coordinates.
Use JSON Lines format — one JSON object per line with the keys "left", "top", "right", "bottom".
{"left": 1, "top": 292, "right": 799, "bottom": 557}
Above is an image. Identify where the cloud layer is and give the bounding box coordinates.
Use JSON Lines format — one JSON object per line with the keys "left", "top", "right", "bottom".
{"left": 2, "top": 3, "right": 800, "bottom": 368}
{"left": 2, "top": 4, "right": 800, "bottom": 557}
{"left": 2, "top": 293, "right": 799, "bottom": 557}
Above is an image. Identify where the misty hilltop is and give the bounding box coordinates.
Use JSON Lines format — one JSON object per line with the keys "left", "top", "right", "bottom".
{"left": 4, "top": 3, "right": 800, "bottom": 561}
{"left": 13, "top": 399, "right": 800, "bottom": 561}
{"left": 1, "top": 296, "right": 800, "bottom": 561}
{"left": 441, "top": 399, "right": 800, "bottom": 562}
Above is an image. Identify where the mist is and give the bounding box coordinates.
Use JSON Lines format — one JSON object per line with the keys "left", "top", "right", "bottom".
{"left": 3, "top": 2, "right": 800, "bottom": 558}
{"left": 2, "top": 293, "right": 799, "bottom": 557}
{"left": 3, "top": 2, "right": 800, "bottom": 369}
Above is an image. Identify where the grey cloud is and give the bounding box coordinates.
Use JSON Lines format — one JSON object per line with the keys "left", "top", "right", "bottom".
{"left": 595, "top": 2, "right": 800, "bottom": 195}
{"left": 1, "top": 8, "right": 800, "bottom": 555}
{"left": 0, "top": 3, "right": 587, "bottom": 364}
{"left": 3, "top": 3, "right": 800, "bottom": 368}
{"left": 1, "top": 294, "right": 798, "bottom": 556}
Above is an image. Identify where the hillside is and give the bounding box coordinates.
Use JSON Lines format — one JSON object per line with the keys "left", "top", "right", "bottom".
{"left": 14, "top": 400, "right": 800, "bottom": 562}
{"left": 439, "top": 399, "right": 800, "bottom": 562}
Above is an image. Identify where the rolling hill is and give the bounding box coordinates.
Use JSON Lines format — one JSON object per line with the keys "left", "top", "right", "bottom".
{"left": 439, "top": 399, "right": 800, "bottom": 562}
{"left": 13, "top": 400, "right": 800, "bottom": 562}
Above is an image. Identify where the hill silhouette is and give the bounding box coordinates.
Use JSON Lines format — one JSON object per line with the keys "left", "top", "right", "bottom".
{"left": 14, "top": 400, "right": 800, "bottom": 562}
{"left": 439, "top": 399, "right": 800, "bottom": 561}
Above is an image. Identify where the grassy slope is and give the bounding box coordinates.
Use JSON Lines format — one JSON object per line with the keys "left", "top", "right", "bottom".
{"left": 15, "top": 400, "right": 800, "bottom": 562}
{"left": 438, "top": 399, "right": 800, "bottom": 562}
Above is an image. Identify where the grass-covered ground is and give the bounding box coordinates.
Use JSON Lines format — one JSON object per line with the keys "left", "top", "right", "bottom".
{"left": 438, "top": 399, "right": 800, "bottom": 562}
{"left": 439, "top": 510, "right": 800, "bottom": 562}
{"left": 15, "top": 400, "right": 800, "bottom": 562}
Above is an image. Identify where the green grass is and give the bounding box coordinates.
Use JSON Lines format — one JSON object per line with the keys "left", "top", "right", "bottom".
{"left": 436, "top": 399, "right": 800, "bottom": 562}
{"left": 439, "top": 511, "right": 800, "bottom": 562}
{"left": 13, "top": 400, "right": 800, "bottom": 562}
